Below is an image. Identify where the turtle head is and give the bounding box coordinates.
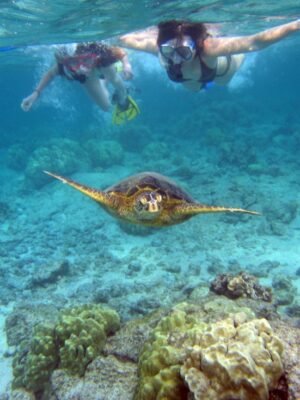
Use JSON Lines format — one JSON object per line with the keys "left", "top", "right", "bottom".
{"left": 135, "top": 192, "right": 163, "bottom": 220}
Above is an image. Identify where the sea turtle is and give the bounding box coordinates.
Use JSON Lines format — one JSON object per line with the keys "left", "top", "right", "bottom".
{"left": 44, "top": 171, "right": 259, "bottom": 227}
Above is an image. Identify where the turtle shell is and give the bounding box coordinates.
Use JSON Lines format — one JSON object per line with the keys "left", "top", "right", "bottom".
{"left": 105, "top": 172, "right": 195, "bottom": 203}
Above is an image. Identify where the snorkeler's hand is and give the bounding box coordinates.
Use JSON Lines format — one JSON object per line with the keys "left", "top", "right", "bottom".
{"left": 21, "top": 91, "right": 39, "bottom": 112}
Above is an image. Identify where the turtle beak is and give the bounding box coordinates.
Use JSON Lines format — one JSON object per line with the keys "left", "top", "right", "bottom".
{"left": 148, "top": 202, "right": 159, "bottom": 212}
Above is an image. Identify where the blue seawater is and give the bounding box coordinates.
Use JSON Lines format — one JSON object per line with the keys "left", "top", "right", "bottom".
{"left": 0, "top": 1, "right": 300, "bottom": 397}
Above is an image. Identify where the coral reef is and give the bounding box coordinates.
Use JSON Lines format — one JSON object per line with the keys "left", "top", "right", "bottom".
{"left": 203, "top": 126, "right": 226, "bottom": 146}
{"left": 84, "top": 139, "right": 124, "bottom": 167}
{"left": 12, "top": 304, "right": 120, "bottom": 394}
{"left": 48, "top": 355, "right": 138, "bottom": 400}
{"left": 271, "top": 319, "right": 300, "bottom": 399}
{"left": 0, "top": 201, "right": 11, "bottom": 220}
{"left": 210, "top": 272, "right": 272, "bottom": 302}
{"left": 181, "top": 317, "right": 284, "bottom": 400}
{"left": 6, "top": 144, "right": 30, "bottom": 171}
{"left": 9, "top": 297, "right": 300, "bottom": 400}
{"left": 5, "top": 303, "right": 60, "bottom": 347}
{"left": 260, "top": 201, "right": 298, "bottom": 236}
{"left": 134, "top": 302, "right": 284, "bottom": 400}
{"left": 28, "top": 261, "right": 71, "bottom": 288}
{"left": 9, "top": 389, "right": 35, "bottom": 400}
{"left": 142, "top": 141, "right": 169, "bottom": 162}
{"left": 55, "top": 304, "right": 120, "bottom": 375}
{"left": 12, "top": 324, "right": 57, "bottom": 392}
{"left": 285, "top": 303, "right": 300, "bottom": 318}
{"left": 30, "top": 310, "right": 167, "bottom": 400}
{"left": 25, "top": 139, "right": 86, "bottom": 189}
{"left": 117, "top": 125, "right": 151, "bottom": 152}
{"left": 133, "top": 308, "right": 196, "bottom": 399}
{"left": 104, "top": 310, "right": 167, "bottom": 362}
{"left": 272, "top": 275, "right": 296, "bottom": 306}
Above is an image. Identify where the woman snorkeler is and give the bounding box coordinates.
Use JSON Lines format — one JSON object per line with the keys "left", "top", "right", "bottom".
{"left": 119, "top": 19, "right": 300, "bottom": 91}
{"left": 21, "top": 42, "right": 135, "bottom": 115}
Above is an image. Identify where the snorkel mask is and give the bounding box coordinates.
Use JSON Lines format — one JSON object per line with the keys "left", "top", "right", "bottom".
{"left": 159, "top": 38, "right": 195, "bottom": 62}
{"left": 63, "top": 53, "right": 99, "bottom": 73}
{"left": 55, "top": 44, "right": 99, "bottom": 81}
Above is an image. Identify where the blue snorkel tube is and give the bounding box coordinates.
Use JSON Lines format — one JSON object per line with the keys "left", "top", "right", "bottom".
{"left": 203, "top": 81, "right": 215, "bottom": 90}
{"left": 0, "top": 46, "right": 17, "bottom": 52}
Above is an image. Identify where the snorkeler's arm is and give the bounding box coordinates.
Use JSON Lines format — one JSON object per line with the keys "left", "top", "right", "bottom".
{"left": 21, "top": 64, "right": 59, "bottom": 111}
{"left": 203, "top": 19, "right": 300, "bottom": 56}
{"left": 119, "top": 27, "right": 159, "bottom": 54}
{"left": 34, "top": 64, "right": 59, "bottom": 94}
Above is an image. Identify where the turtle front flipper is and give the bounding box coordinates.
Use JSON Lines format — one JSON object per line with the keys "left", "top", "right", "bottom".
{"left": 174, "top": 203, "right": 260, "bottom": 218}
{"left": 44, "top": 171, "right": 112, "bottom": 208}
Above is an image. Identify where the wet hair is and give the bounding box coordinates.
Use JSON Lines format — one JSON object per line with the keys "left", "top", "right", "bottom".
{"left": 157, "top": 20, "right": 208, "bottom": 52}
{"left": 75, "top": 42, "right": 107, "bottom": 56}
{"left": 75, "top": 42, "right": 125, "bottom": 66}
{"left": 55, "top": 42, "right": 125, "bottom": 67}
{"left": 55, "top": 45, "right": 76, "bottom": 61}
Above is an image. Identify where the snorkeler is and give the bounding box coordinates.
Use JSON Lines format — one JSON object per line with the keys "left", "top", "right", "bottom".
{"left": 21, "top": 42, "right": 140, "bottom": 124}
{"left": 119, "top": 19, "right": 300, "bottom": 91}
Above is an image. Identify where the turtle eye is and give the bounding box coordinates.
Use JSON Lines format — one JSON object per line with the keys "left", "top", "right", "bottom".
{"left": 136, "top": 195, "right": 149, "bottom": 212}
{"left": 156, "top": 193, "right": 162, "bottom": 202}
{"left": 139, "top": 196, "right": 148, "bottom": 205}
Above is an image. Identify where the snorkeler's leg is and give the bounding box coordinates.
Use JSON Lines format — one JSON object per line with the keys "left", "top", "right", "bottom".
{"left": 102, "top": 65, "right": 127, "bottom": 105}
{"left": 83, "top": 75, "right": 110, "bottom": 111}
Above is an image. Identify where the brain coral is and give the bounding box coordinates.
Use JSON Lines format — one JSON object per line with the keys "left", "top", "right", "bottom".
{"left": 135, "top": 306, "right": 284, "bottom": 400}
{"left": 182, "top": 317, "right": 284, "bottom": 400}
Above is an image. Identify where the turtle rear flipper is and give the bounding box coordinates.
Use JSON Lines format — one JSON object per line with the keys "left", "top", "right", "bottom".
{"left": 44, "top": 171, "right": 111, "bottom": 207}
{"left": 174, "top": 203, "right": 260, "bottom": 217}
